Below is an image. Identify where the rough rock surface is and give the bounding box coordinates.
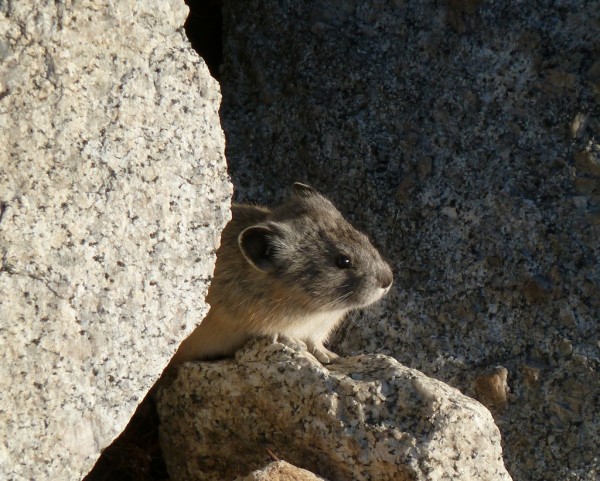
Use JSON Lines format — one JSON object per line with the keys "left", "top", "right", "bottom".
{"left": 0, "top": 2, "right": 231, "bottom": 480}
{"left": 234, "top": 461, "right": 330, "bottom": 481}
{"left": 217, "top": 1, "right": 599, "bottom": 479}
{"left": 157, "top": 338, "right": 512, "bottom": 481}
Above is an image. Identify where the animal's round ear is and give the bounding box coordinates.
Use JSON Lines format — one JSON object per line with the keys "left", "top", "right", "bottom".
{"left": 292, "top": 182, "right": 318, "bottom": 198}
{"left": 238, "top": 225, "right": 277, "bottom": 272}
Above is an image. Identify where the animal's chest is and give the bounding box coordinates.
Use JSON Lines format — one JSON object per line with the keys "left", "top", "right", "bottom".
{"left": 281, "top": 310, "right": 347, "bottom": 340}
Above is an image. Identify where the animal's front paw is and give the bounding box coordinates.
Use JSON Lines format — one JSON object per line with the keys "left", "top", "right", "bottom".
{"left": 272, "top": 334, "right": 308, "bottom": 352}
{"left": 306, "top": 340, "right": 340, "bottom": 364}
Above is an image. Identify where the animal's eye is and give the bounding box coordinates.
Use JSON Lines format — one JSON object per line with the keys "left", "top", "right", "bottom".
{"left": 335, "top": 254, "right": 352, "bottom": 269}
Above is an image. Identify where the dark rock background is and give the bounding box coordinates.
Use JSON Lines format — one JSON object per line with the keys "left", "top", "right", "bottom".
{"left": 204, "top": 1, "right": 598, "bottom": 480}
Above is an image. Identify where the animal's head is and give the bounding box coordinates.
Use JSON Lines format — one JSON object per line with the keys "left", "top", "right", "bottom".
{"left": 238, "top": 183, "right": 393, "bottom": 311}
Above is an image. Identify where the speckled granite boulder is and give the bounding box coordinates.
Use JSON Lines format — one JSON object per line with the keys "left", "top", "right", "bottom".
{"left": 157, "top": 338, "right": 512, "bottom": 481}
{"left": 217, "top": 1, "right": 600, "bottom": 479}
{"left": 0, "top": 2, "right": 231, "bottom": 480}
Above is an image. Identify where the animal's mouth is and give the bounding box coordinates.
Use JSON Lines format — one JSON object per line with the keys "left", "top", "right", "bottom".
{"left": 351, "top": 286, "right": 390, "bottom": 309}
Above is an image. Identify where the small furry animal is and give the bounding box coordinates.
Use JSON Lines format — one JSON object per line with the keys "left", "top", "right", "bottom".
{"left": 170, "top": 183, "right": 393, "bottom": 365}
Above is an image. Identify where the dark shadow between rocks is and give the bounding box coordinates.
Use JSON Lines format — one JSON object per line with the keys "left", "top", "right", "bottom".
{"left": 184, "top": 0, "right": 223, "bottom": 80}
{"left": 83, "top": 394, "right": 169, "bottom": 481}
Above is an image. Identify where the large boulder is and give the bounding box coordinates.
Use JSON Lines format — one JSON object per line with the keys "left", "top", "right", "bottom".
{"left": 216, "top": 1, "right": 600, "bottom": 479}
{"left": 157, "top": 338, "right": 512, "bottom": 481}
{"left": 0, "top": 1, "right": 231, "bottom": 480}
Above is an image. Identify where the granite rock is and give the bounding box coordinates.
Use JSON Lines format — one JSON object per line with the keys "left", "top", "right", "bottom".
{"left": 157, "top": 338, "right": 512, "bottom": 481}
{"left": 216, "top": 1, "right": 600, "bottom": 479}
{"left": 0, "top": 1, "right": 231, "bottom": 480}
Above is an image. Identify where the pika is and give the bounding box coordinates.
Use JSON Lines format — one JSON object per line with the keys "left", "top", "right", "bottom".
{"left": 170, "top": 183, "right": 393, "bottom": 365}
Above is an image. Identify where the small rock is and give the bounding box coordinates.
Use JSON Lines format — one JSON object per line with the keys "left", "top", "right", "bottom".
{"left": 234, "top": 461, "right": 329, "bottom": 481}
{"left": 557, "top": 338, "right": 573, "bottom": 357}
{"left": 570, "top": 113, "right": 589, "bottom": 139}
{"left": 474, "top": 366, "right": 509, "bottom": 411}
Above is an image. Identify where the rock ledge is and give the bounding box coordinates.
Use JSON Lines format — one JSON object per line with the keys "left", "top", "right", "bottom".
{"left": 157, "top": 338, "right": 512, "bottom": 481}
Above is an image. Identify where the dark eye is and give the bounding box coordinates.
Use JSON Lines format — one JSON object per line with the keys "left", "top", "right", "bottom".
{"left": 335, "top": 254, "right": 352, "bottom": 269}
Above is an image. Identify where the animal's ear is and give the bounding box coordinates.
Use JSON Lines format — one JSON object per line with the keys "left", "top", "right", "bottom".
{"left": 292, "top": 182, "right": 318, "bottom": 198}
{"left": 238, "top": 225, "right": 277, "bottom": 272}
